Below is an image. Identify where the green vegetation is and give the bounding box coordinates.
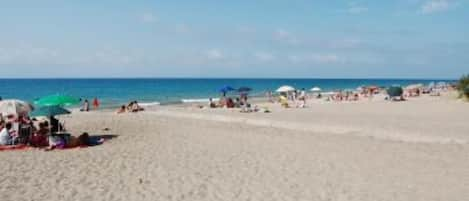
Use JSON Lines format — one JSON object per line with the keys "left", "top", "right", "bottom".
{"left": 457, "top": 74, "right": 469, "bottom": 99}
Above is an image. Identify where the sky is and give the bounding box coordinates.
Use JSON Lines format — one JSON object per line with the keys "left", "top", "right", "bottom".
{"left": 0, "top": 0, "right": 468, "bottom": 78}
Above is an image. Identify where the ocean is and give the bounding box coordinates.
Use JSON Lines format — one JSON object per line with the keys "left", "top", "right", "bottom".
{"left": 0, "top": 78, "right": 454, "bottom": 108}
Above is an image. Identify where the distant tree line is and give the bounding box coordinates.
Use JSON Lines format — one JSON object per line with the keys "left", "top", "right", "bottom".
{"left": 457, "top": 74, "right": 469, "bottom": 99}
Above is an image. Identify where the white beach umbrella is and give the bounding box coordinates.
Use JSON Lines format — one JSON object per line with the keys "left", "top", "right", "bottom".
{"left": 405, "top": 84, "right": 424, "bottom": 90}
{"left": 0, "top": 99, "right": 34, "bottom": 116}
{"left": 310, "top": 87, "right": 322, "bottom": 92}
{"left": 276, "top": 85, "right": 295, "bottom": 93}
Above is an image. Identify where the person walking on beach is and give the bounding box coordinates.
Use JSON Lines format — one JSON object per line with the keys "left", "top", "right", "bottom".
{"left": 93, "top": 97, "right": 100, "bottom": 110}
{"left": 81, "top": 99, "right": 89, "bottom": 112}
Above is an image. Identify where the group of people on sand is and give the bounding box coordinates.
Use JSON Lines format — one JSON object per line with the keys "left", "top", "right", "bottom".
{"left": 0, "top": 113, "right": 101, "bottom": 150}
{"left": 116, "top": 101, "right": 144, "bottom": 114}
{"left": 208, "top": 94, "right": 261, "bottom": 112}
{"left": 80, "top": 97, "right": 145, "bottom": 114}
{"left": 328, "top": 91, "right": 360, "bottom": 102}
{"left": 278, "top": 88, "right": 308, "bottom": 108}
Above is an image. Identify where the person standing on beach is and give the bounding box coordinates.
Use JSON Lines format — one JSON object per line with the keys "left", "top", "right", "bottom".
{"left": 266, "top": 91, "right": 273, "bottom": 103}
{"left": 298, "top": 88, "right": 306, "bottom": 108}
{"left": 81, "top": 99, "right": 89, "bottom": 112}
{"left": 93, "top": 97, "right": 100, "bottom": 110}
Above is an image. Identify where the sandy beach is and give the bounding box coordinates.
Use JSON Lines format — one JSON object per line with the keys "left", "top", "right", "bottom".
{"left": 1, "top": 92, "right": 468, "bottom": 201}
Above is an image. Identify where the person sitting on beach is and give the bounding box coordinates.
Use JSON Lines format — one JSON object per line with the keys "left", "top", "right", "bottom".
{"left": 353, "top": 93, "right": 359, "bottom": 101}
{"left": 218, "top": 96, "right": 227, "bottom": 108}
{"left": 130, "top": 101, "right": 144, "bottom": 112}
{"left": 80, "top": 99, "right": 90, "bottom": 112}
{"left": 279, "top": 95, "right": 289, "bottom": 108}
{"left": 240, "top": 99, "right": 250, "bottom": 113}
{"left": 234, "top": 98, "right": 241, "bottom": 108}
{"left": 208, "top": 98, "right": 217, "bottom": 108}
{"left": 49, "top": 116, "right": 63, "bottom": 133}
{"left": 116, "top": 105, "right": 126, "bottom": 114}
{"left": 29, "top": 122, "right": 49, "bottom": 147}
{"left": 226, "top": 98, "right": 235, "bottom": 108}
{"left": 0, "top": 122, "right": 14, "bottom": 145}
{"left": 126, "top": 101, "right": 134, "bottom": 111}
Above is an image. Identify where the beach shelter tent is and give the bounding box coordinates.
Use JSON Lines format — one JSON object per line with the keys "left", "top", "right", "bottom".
{"left": 387, "top": 86, "right": 403, "bottom": 97}
{"left": 34, "top": 95, "right": 80, "bottom": 107}
{"left": 0, "top": 99, "right": 34, "bottom": 117}
{"left": 276, "top": 85, "right": 295, "bottom": 93}
{"left": 310, "top": 87, "right": 322, "bottom": 92}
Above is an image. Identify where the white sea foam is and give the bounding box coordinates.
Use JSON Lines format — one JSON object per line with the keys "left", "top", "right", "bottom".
{"left": 181, "top": 98, "right": 219, "bottom": 103}
{"left": 138, "top": 102, "right": 161, "bottom": 106}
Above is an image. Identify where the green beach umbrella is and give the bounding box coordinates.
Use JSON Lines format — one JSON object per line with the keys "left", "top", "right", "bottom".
{"left": 31, "top": 105, "right": 71, "bottom": 117}
{"left": 34, "top": 95, "right": 80, "bottom": 107}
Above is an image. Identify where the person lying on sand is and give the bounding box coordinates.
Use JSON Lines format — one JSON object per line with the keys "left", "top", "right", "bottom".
{"left": 116, "top": 105, "right": 126, "bottom": 114}
{"left": 46, "top": 132, "right": 104, "bottom": 151}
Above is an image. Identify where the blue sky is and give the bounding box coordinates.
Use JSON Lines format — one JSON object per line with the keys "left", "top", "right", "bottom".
{"left": 0, "top": 0, "right": 468, "bottom": 78}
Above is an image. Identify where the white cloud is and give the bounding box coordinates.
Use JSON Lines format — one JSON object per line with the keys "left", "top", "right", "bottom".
{"left": 254, "top": 52, "right": 275, "bottom": 62}
{"left": 141, "top": 12, "right": 157, "bottom": 23}
{"left": 421, "top": 0, "right": 450, "bottom": 14}
{"left": 206, "top": 49, "right": 224, "bottom": 60}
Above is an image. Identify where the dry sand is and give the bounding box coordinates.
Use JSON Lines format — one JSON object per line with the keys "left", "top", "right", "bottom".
{"left": 1, "top": 92, "right": 468, "bottom": 201}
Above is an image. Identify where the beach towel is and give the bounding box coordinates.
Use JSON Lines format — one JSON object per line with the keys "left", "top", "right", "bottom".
{"left": 0, "top": 144, "right": 29, "bottom": 151}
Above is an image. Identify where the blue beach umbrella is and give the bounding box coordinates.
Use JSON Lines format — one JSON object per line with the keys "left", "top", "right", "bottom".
{"left": 219, "top": 85, "right": 235, "bottom": 94}
{"left": 237, "top": 87, "right": 252, "bottom": 93}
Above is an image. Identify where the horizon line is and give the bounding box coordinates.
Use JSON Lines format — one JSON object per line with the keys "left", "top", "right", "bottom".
{"left": 0, "top": 76, "right": 459, "bottom": 80}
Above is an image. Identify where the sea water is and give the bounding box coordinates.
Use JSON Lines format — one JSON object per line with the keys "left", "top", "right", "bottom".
{"left": 0, "top": 78, "right": 454, "bottom": 108}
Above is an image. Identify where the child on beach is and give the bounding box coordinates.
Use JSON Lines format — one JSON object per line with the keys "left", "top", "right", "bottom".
{"left": 93, "top": 98, "right": 100, "bottom": 110}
